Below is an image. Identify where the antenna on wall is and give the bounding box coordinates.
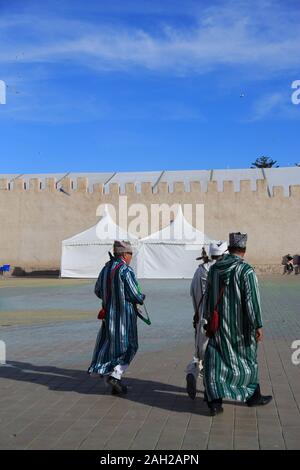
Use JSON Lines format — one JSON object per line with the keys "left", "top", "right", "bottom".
{"left": 57, "top": 172, "right": 71, "bottom": 196}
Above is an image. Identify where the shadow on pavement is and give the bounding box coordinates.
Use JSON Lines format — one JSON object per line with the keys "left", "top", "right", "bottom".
{"left": 1, "top": 360, "right": 247, "bottom": 417}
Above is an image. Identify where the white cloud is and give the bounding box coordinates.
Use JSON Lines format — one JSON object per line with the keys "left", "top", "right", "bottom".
{"left": 1, "top": 1, "right": 300, "bottom": 124}
{"left": 251, "top": 92, "right": 286, "bottom": 120}
{"left": 247, "top": 91, "right": 300, "bottom": 121}
{"left": 0, "top": 1, "right": 300, "bottom": 76}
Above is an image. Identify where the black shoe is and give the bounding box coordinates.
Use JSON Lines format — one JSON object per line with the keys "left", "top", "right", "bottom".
{"left": 107, "top": 376, "right": 127, "bottom": 395}
{"left": 186, "top": 374, "right": 196, "bottom": 400}
{"left": 247, "top": 395, "right": 272, "bottom": 407}
{"left": 210, "top": 404, "right": 224, "bottom": 416}
{"left": 246, "top": 384, "right": 272, "bottom": 407}
{"left": 111, "top": 387, "right": 127, "bottom": 396}
{"left": 208, "top": 398, "right": 223, "bottom": 416}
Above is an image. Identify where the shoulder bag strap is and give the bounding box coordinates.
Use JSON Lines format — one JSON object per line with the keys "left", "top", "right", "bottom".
{"left": 104, "top": 261, "right": 124, "bottom": 307}
{"left": 213, "top": 260, "right": 243, "bottom": 310}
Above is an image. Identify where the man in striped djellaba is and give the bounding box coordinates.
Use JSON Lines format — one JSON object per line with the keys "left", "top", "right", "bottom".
{"left": 185, "top": 240, "right": 228, "bottom": 400}
{"left": 203, "top": 232, "right": 272, "bottom": 416}
{"left": 88, "top": 240, "right": 145, "bottom": 395}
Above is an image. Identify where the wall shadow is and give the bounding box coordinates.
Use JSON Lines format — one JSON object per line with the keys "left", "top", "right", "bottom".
{"left": 11, "top": 268, "right": 60, "bottom": 278}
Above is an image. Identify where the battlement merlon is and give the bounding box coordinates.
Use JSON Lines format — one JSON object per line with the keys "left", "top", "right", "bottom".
{"left": 0, "top": 177, "right": 299, "bottom": 198}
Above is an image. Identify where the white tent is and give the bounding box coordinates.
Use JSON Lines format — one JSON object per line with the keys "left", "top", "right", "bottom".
{"left": 137, "top": 206, "right": 212, "bottom": 279}
{"left": 61, "top": 206, "right": 212, "bottom": 279}
{"left": 61, "top": 208, "right": 138, "bottom": 278}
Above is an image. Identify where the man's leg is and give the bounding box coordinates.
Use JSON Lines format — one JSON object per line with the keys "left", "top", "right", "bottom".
{"left": 203, "top": 358, "right": 223, "bottom": 415}
{"left": 111, "top": 364, "right": 129, "bottom": 380}
{"left": 198, "top": 321, "right": 209, "bottom": 378}
{"left": 185, "top": 358, "right": 199, "bottom": 400}
{"left": 246, "top": 384, "right": 272, "bottom": 407}
{"left": 107, "top": 364, "right": 129, "bottom": 394}
{"left": 198, "top": 359, "right": 204, "bottom": 378}
{"left": 206, "top": 397, "right": 223, "bottom": 416}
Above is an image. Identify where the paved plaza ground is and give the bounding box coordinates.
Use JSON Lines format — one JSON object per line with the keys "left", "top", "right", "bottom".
{"left": 0, "top": 275, "right": 300, "bottom": 450}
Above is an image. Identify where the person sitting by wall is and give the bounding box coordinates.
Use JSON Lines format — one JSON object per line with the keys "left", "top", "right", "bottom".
{"left": 286, "top": 254, "right": 294, "bottom": 273}
{"left": 282, "top": 254, "right": 294, "bottom": 274}
{"left": 293, "top": 254, "right": 300, "bottom": 275}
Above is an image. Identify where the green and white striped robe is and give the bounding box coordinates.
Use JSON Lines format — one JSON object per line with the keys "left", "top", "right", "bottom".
{"left": 88, "top": 257, "right": 145, "bottom": 376}
{"left": 203, "top": 254, "right": 263, "bottom": 402}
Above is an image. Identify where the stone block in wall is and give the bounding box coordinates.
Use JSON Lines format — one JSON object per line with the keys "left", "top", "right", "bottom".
{"left": 93, "top": 183, "right": 104, "bottom": 193}
{"left": 29, "top": 178, "right": 41, "bottom": 191}
{"left": 141, "top": 182, "right": 152, "bottom": 195}
{"left": 0, "top": 178, "right": 8, "bottom": 190}
{"left": 190, "top": 181, "right": 201, "bottom": 192}
{"left": 14, "top": 178, "right": 25, "bottom": 191}
{"left": 207, "top": 181, "right": 218, "bottom": 193}
{"left": 239, "top": 180, "right": 252, "bottom": 193}
{"left": 157, "top": 182, "right": 168, "bottom": 194}
{"left": 256, "top": 179, "right": 268, "bottom": 195}
{"left": 222, "top": 181, "right": 234, "bottom": 193}
{"left": 76, "top": 177, "right": 88, "bottom": 192}
{"left": 272, "top": 186, "right": 284, "bottom": 198}
{"left": 173, "top": 182, "right": 185, "bottom": 193}
{"left": 290, "top": 185, "right": 300, "bottom": 198}
{"left": 45, "top": 178, "right": 56, "bottom": 192}
{"left": 254, "top": 264, "right": 283, "bottom": 275}
{"left": 108, "top": 183, "right": 119, "bottom": 196}
{"left": 125, "top": 183, "right": 135, "bottom": 194}
{"left": 60, "top": 177, "right": 72, "bottom": 192}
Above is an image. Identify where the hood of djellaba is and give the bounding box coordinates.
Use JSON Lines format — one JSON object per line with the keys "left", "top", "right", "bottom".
{"left": 212, "top": 253, "right": 245, "bottom": 286}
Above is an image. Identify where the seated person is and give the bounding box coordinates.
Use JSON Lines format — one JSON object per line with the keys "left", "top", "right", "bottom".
{"left": 282, "top": 254, "right": 294, "bottom": 274}
{"left": 293, "top": 254, "right": 300, "bottom": 275}
{"left": 286, "top": 254, "right": 294, "bottom": 273}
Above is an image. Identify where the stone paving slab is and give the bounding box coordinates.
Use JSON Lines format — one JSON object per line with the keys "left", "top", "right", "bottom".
{"left": 0, "top": 276, "right": 300, "bottom": 450}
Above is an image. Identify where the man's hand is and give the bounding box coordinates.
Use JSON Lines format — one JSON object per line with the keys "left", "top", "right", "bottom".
{"left": 256, "top": 328, "right": 263, "bottom": 342}
{"left": 193, "top": 312, "right": 199, "bottom": 329}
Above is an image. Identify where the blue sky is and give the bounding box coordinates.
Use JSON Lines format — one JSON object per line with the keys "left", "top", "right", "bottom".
{"left": 0, "top": 0, "right": 299, "bottom": 173}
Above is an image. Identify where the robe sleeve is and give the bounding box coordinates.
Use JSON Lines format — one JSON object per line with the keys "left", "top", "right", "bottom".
{"left": 190, "top": 272, "right": 199, "bottom": 313}
{"left": 94, "top": 268, "right": 104, "bottom": 300}
{"left": 123, "top": 267, "right": 145, "bottom": 305}
{"left": 203, "top": 269, "right": 212, "bottom": 322}
{"left": 242, "top": 268, "right": 263, "bottom": 329}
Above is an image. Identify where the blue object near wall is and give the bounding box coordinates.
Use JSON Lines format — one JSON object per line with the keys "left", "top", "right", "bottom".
{"left": 1, "top": 265, "right": 10, "bottom": 272}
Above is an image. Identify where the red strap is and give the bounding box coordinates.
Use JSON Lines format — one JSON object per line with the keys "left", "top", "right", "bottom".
{"left": 105, "top": 261, "right": 124, "bottom": 306}
{"left": 110, "top": 261, "right": 124, "bottom": 281}
{"left": 211, "top": 263, "right": 241, "bottom": 317}
{"left": 214, "top": 285, "right": 225, "bottom": 311}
